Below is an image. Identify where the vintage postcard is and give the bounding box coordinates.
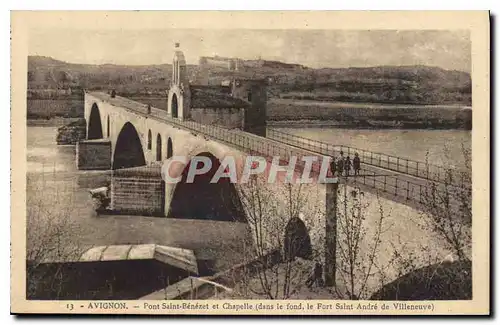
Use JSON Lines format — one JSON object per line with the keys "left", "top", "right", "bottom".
{"left": 10, "top": 11, "right": 490, "bottom": 315}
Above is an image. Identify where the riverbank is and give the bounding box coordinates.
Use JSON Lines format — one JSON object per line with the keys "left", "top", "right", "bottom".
{"left": 26, "top": 97, "right": 472, "bottom": 131}
{"left": 27, "top": 117, "right": 82, "bottom": 127}
{"left": 267, "top": 119, "right": 471, "bottom": 130}
{"left": 27, "top": 118, "right": 86, "bottom": 144}
{"left": 267, "top": 99, "right": 472, "bottom": 130}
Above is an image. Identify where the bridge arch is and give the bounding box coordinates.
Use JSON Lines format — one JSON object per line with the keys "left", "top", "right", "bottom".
{"left": 88, "top": 103, "right": 103, "bottom": 140}
{"left": 112, "top": 122, "right": 146, "bottom": 170}
{"left": 168, "top": 152, "right": 245, "bottom": 222}
{"left": 166, "top": 137, "right": 173, "bottom": 159}
{"left": 156, "top": 134, "right": 162, "bottom": 161}
{"left": 283, "top": 217, "right": 313, "bottom": 261}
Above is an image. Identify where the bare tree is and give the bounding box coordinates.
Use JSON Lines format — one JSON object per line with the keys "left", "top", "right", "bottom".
{"left": 215, "top": 144, "right": 472, "bottom": 301}
{"left": 225, "top": 175, "right": 324, "bottom": 299}
{"left": 369, "top": 144, "right": 473, "bottom": 300}
{"left": 26, "top": 182, "right": 84, "bottom": 299}
{"left": 222, "top": 174, "right": 392, "bottom": 300}
{"left": 420, "top": 144, "right": 472, "bottom": 261}
{"left": 334, "top": 179, "right": 390, "bottom": 300}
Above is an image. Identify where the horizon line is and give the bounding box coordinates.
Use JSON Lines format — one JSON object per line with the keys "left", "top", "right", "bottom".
{"left": 28, "top": 54, "right": 471, "bottom": 74}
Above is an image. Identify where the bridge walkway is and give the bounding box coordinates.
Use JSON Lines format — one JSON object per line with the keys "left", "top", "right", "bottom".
{"left": 90, "top": 92, "right": 470, "bottom": 215}
{"left": 266, "top": 128, "right": 470, "bottom": 188}
{"left": 266, "top": 128, "right": 471, "bottom": 217}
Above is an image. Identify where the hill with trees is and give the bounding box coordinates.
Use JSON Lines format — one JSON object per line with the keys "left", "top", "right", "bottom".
{"left": 27, "top": 55, "right": 471, "bottom": 106}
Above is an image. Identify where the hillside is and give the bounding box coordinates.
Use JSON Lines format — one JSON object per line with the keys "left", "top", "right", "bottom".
{"left": 27, "top": 55, "right": 471, "bottom": 105}
{"left": 28, "top": 56, "right": 172, "bottom": 96}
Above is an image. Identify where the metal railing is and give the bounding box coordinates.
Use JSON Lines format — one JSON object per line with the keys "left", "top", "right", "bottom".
{"left": 97, "top": 93, "right": 328, "bottom": 171}
{"left": 91, "top": 92, "right": 469, "bottom": 210}
{"left": 267, "top": 128, "right": 470, "bottom": 188}
{"left": 340, "top": 168, "right": 440, "bottom": 204}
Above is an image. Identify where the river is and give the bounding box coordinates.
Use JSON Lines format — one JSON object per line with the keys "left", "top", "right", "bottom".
{"left": 26, "top": 126, "right": 470, "bottom": 267}
{"left": 274, "top": 127, "right": 471, "bottom": 169}
{"left": 26, "top": 126, "right": 251, "bottom": 273}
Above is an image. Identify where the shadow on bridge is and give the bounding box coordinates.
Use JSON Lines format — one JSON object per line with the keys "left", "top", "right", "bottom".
{"left": 113, "top": 122, "right": 146, "bottom": 170}
{"left": 169, "top": 152, "right": 246, "bottom": 223}
{"left": 88, "top": 103, "right": 103, "bottom": 140}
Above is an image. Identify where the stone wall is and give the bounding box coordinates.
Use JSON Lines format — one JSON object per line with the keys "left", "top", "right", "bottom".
{"left": 232, "top": 80, "right": 268, "bottom": 136}
{"left": 190, "top": 107, "right": 244, "bottom": 129}
{"left": 27, "top": 98, "right": 84, "bottom": 119}
{"left": 111, "top": 166, "right": 165, "bottom": 216}
{"left": 76, "top": 140, "right": 111, "bottom": 170}
{"left": 333, "top": 181, "right": 454, "bottom": 297}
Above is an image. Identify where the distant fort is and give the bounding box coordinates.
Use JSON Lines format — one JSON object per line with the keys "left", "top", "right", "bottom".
{"left": 198, "top": 55, "right": 306, "bottom": 72}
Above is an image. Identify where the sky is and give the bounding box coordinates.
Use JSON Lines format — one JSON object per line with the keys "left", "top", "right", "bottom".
{"left": 28, "top": 29, "right": 471, "bottom": 72}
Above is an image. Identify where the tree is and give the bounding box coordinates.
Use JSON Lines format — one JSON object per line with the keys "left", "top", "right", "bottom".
{"left": 419, "top": 144, "right": 472, "bottom": 261}
{"left": 371, "top": 144, "right": 472, "bottom": 300}
{"left": 223, "top": 175, "right": 325, "bottom": 299}
{"left": 209, "top": 145, "right": 472, "bottom": 300}
{"left": 334, "top": 180, "right": 389, "bottom": 299}
{"left": 57, "top": 71, "right": 69, "bottom": 86}
{"left": 26, "top": 179, "right": 84, "bottom": 299}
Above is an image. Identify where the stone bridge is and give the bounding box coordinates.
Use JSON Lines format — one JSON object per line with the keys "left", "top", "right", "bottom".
{"left": 74, "top": 47, "right": 467, "bottom": 291}
{"left": 79, "top": 90, "right": 462, "bottom": 291}
{"left": 78, "top": 90, "right": 342, "bottom": 285}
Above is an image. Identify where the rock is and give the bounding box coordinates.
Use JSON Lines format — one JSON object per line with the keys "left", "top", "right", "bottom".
{"left": 56, "top": 119, "right": 86, "bottom": 145}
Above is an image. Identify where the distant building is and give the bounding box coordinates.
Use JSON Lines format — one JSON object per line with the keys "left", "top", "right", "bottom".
{"left": 199, "top": 56, "right": 240, "bottom": 71}
{"left": 167, "top": 46, "right": 267, "bottom": 136}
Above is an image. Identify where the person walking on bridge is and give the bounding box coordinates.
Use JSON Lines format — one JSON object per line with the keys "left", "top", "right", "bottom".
{"left": 344, "top": 155, "right": 352, "bottom": 176}
{"left": 353, "top": 152, "right": 361, "bottom": 176}
{"left": 330, "top": 156, "right": 337, "bottom": 176}
{"left": 337, "top": 151, "right": 344, "bottom": 176}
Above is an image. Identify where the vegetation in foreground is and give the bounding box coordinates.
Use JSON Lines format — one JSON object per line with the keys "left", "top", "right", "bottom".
{"left": 208, "top": 146, "right": 472, "bottom": 300}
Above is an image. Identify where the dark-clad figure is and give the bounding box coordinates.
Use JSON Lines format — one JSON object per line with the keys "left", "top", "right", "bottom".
{"left": 330, "top": 156, "right": 337, "bottom": 176}
{"left": 353, "top": 152, "right": 361, "bottom": 176}
{"left": 344, "top": 155, "right": 352, "bottom": 176}
{"left": 337, "top": 151, "right": 344, "bottom": 176}
{"left": 306, "top": 261, "right": 324, "bottom": 288}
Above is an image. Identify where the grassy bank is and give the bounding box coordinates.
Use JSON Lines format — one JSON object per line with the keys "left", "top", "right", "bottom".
{"left": 27, "top": 117, "right": 83, "bottom": 127}
{"left": 267, "top": 99, "right": 472, "bottom": 130}
{"left": 267, "top": 120, "right": 470, "bottom": 130}
{"left": 26, "top": 97, "right": 472, "bottom": 130}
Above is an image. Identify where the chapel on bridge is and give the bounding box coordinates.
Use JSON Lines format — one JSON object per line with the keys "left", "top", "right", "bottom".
{"left": 166, "top": 44, "right": 268, "bottom": 137}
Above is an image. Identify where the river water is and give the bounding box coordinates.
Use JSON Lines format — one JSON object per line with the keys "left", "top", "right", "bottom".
{"left": 274, "top": 127, "right": 471, "bottom": 169}
{"left": 26, "top": 126, "right": 251, "bottom": 272}
{"left": 26, "top": 126, "right": 470, "bottom": 268}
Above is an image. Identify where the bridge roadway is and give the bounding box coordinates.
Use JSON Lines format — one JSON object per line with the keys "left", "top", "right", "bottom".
{"left": 265, "top": 129, "right": 471, "bottom": 218}
{"left": 266, "top": 128, "right": 470, "bottom": 188}
{"left": 233, "top": 126, "right": 469, "bottom": 218}
{"left": 91, "top": 92, "right": 469, "bottom": 214}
